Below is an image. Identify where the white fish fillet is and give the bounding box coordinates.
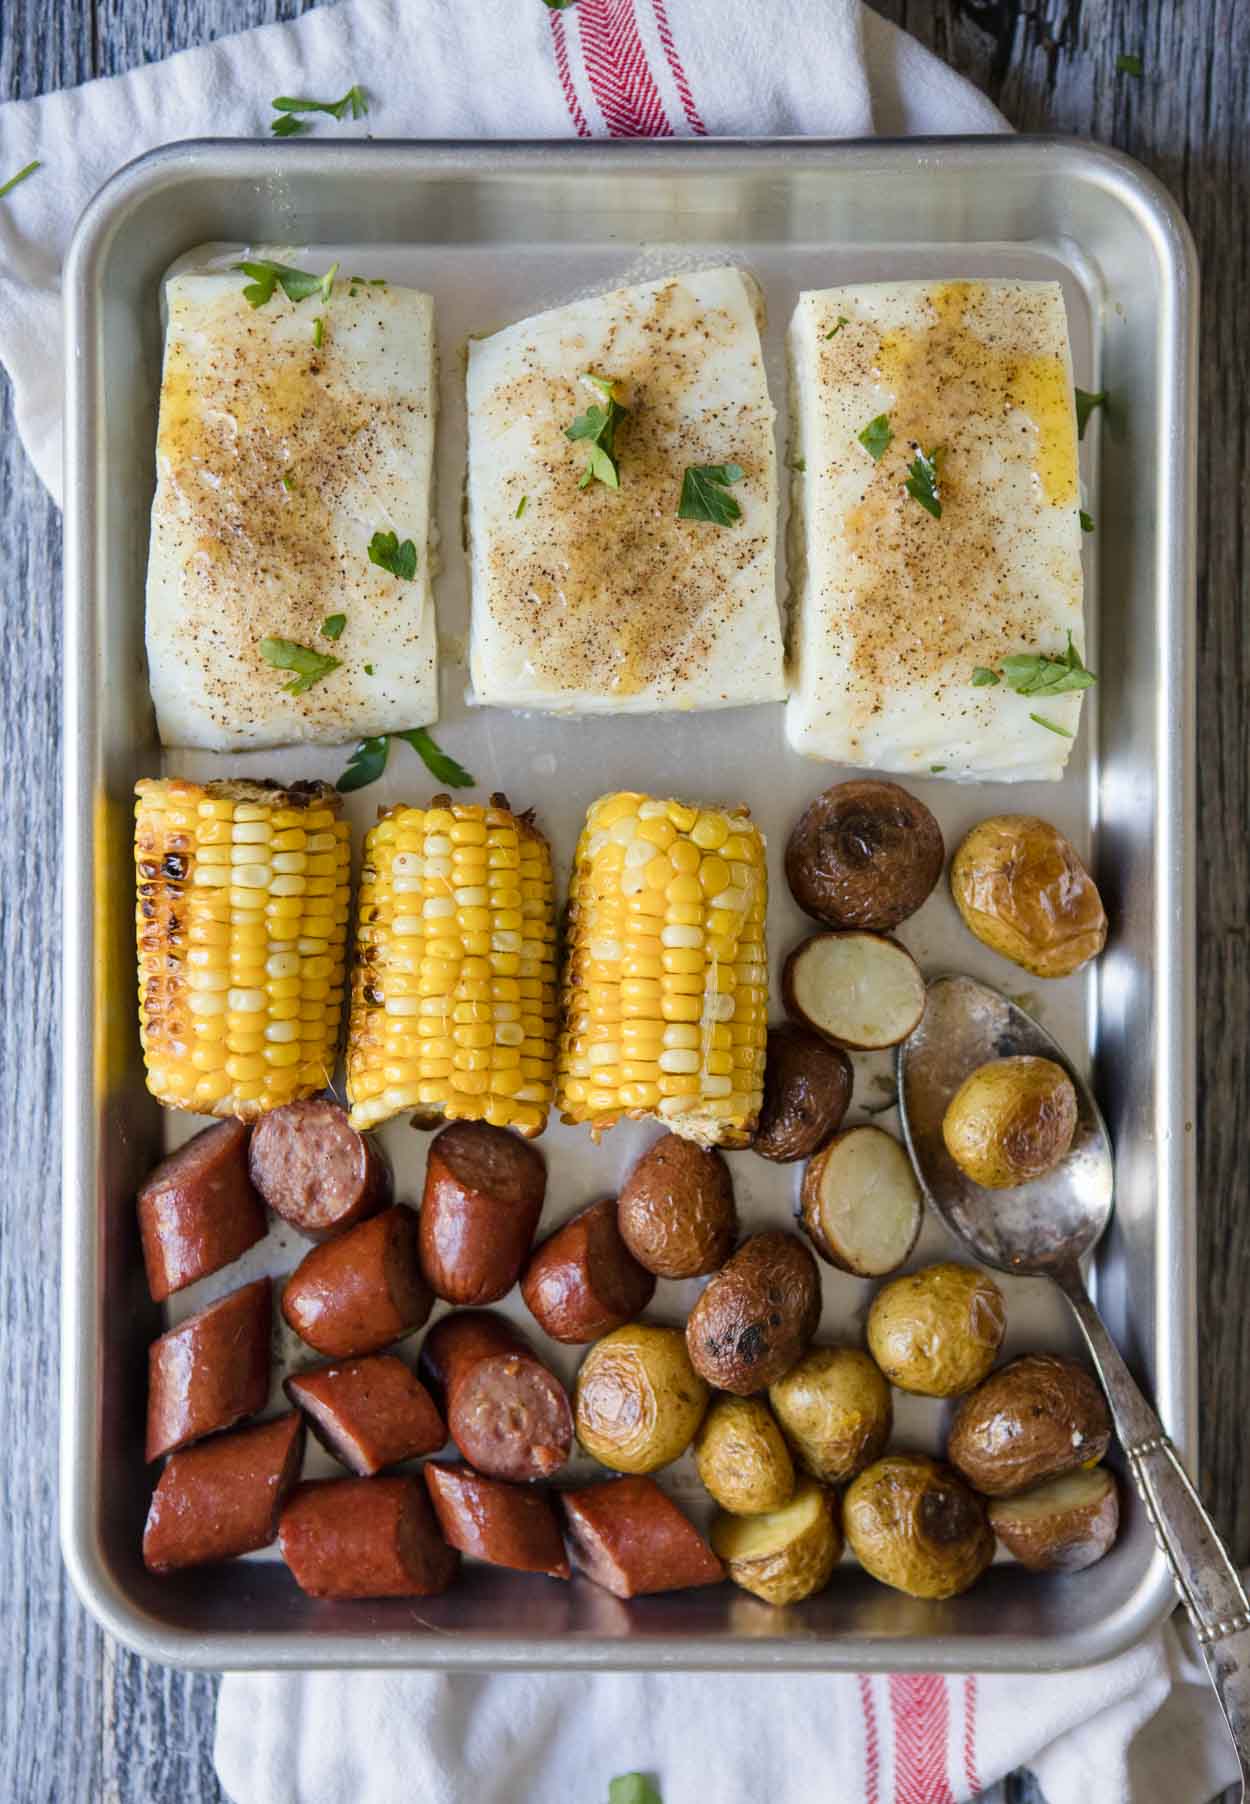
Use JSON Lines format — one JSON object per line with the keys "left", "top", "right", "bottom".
{"left": 466, "top": 267, "right": 784, "bottom": 715}
{"left": 786, "top": 280, "right": 1087, "bottom": 781}
{"left": 146, "top": 268, "right": 438, "bottom": 750}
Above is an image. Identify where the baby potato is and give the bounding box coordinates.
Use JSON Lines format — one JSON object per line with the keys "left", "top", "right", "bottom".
{"left": 575, "top": 1324, "right": 709, "bottom": 1474}
{"left": 785, "top": 779, "right": 945, "bottom": 932}
{"left": 686, "top": 1232, "right": 821, "bottom": 1395}
{"left": 752, "top": 1024, "right": 853, "bottom": 1163}
{"left": 617, "top": 1134, "right": 738, "bottom": 1279}
{"left": 947, "top": 1353, "right": 1111, "bottom": 1496}
{"left": 942, "top": 1056, "right": 1078, "bottom": 1189}
{"left": 844, "top": 1455, "right": 993, "bottom": 1600}
{"left": 768, "top": 1347, "right": 892, "bottom": 1486}
{"left": 711, "top": 1479, "right": 841, "bottom": 1605}
{"left": 989, "top": 1467, "right": 1119, "bottom": 1572}
{"left": 866, "top": 1262, "right": 1005, "bottom": 1398}
{"left": 950, "top": 815, "right": 1107, "bottom": 979}
{"left": 694, "top": 1394, "right": 795, "bottom": 1516}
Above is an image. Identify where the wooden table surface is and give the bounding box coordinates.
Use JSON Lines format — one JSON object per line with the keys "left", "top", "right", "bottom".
{"left": 2, "top": 2, "right": 1244, "bottom": 1799}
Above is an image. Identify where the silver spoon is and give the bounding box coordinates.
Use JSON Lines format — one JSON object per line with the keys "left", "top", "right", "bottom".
{"left": 897, "top": 973, "right": 1250, "bottom": 1791}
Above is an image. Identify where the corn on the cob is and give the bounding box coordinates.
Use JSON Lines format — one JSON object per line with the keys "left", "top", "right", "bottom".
{"left": 556, "top": 792, "right": 768, "bottom": 1147}
{"left": 135, "top": 778, "right": 351, "bottom": 1119}
{"left": 347, "top": 794, "right": 558, "bottom": 1137}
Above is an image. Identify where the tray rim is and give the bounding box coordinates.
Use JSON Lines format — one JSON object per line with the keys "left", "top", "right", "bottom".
{"left": 61, "top": 132, "right": 1198, "bottom": 1672}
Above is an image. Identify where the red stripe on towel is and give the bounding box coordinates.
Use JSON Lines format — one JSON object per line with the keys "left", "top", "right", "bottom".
{"left": 578, "top": 0, "right": 673, "bottom": 138}
{"left": 889, "top": 1674, "right": 955, "bottom": 1804}
{"left": 962, "top": 1676, "right": 982, "bottom": 1795}
{"left": 648, "top": 0, "right": 707, "bottom": 134}
{"left": 549, "top": 10, "right": 593, "bottom": 138}
{"left": 858, "top": 1674, "right": 881, "bottom": 1804}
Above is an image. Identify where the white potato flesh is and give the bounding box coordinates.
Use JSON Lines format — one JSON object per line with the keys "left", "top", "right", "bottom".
{"left": 786, "top": 279, "right": 1086, "bottom": 780}
{"left": 146, "top": 268, "right": 438, "bottom": 749}
{"left": 466, "top": 267, "right": 784, "bottom": 715}
{"left": 809, "top": 1126, "right": 922, "bottom": 1275}
{"left": 787, "top": 933, "right": 925, "bottom": 1049}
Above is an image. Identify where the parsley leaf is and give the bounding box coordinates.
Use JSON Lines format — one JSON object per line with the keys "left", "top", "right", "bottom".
{"left": 930, "top": 763, "right": 946, "bottom": 773}
{"left": 233, "top": 259, "right": 338, "bottom": 309}
{"left": 259, "top": 637, "right": 342, "bottom": 695}
{"left": 608, "top": 1780, "right": 662, "bottom": 1804}
{"left": 271, "top": 86, "right": 368, "bottom": 123}
{"left": 824, "top": 316, "right": 850, "bottom": 340}
{"left": 972, "top": 667, "right": 1001, "bottom": 687}
{"left": 973, "top": 632, "right": 1096, "bottom": 697}
{"left": 312, "top": 315, "right": 324, "bottom": 349}
{"left": 335, "top": 727, "right": 476, "bottom": 794}
{"left": 1075, "top": 388, "right": 1107, "bottom": 438}
{"left": 566, "top": 373, "right": 627, "bottom": 490}
{"left": 791, "top": 456, "right": 806, "bottom": 473}
{"left": 336, "top": 735, "right": 390, "bottom": 792}
{"left": 515, "top": 496, "right": 529, "bottom": 519}
{"left": 905, "top": 444, "right": 943, "bottom": 518}
{"left": 542, "top": 0, "right": 580, "bottom": 9}
{"left": 271, "top": 116, "right": 309, "bottom": 138}
{"left": 1031, "top": 711, "right": 1075, "bottom": 738}
{"left": 321, "top": 614, "right": 346, "bottom": 640}
{"left": 368, "top": 530, "right": 418, "bottom": 581}
{"left": 858, "top": 413, "right": 893, "bottom": 461}
{"left": 396, "top": 728, "right": 475, "bottom": 788}
{"left": 678, "top": 462, "right": 745, "bottom": 526}
{"left": 1080, "top": 509, "right": 1095, "bottom": 533}
{"left": 1115, "top": 53, "right": 1143, "bottom": 76}
{"left": 0, "top": 160, "right": 41, "bottom": 201}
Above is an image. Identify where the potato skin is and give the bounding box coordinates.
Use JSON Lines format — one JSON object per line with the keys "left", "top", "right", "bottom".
{"left": 844, "top": 1455, "right": 993, "bottom": 1599}
{"left": 786, "top": 780, "right": 945, "bottom": 933}
{"left": 950, "top": 815, "right": 1107, "bottom": 979}
{"left": 711, "top": 1482, "right": 842, "bottom": 1605}
{"left": 989, "top": 1468, "right": 1119, "bottom": 1572}
{"left": 866, "top": 1263, "right": 1005, "bottom": 1398}
{"left": 752, "top": 1025, "right": 853, "bottom": 1163}
{"left": 686, "top": 1232, "right": 822, "bottom": 1395}
{"left": 768, "top": 1346, "right": 892, "bottom": 1485}
{"left": 946, "top": 1354, "right": 1111, "bottom": 1496}
{"left": 617, "top": 1135, "right": 738, "bottom": 1279}
{"left": 574, "top": 1324, "right": 709, "bottom": 1474}
{"left": 942, "top": 1056, "right": 1078, "bottom": 1190}
{"left": 694, "top": 1395, "right": 795, "bottom": 1516}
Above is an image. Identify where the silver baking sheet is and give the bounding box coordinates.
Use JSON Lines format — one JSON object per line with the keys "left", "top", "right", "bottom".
{"left": 61, "top": 138, "right": 1197, "bottom": 1671}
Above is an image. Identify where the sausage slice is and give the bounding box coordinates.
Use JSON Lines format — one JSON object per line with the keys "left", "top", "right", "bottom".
{"left": 560, "top": 1476, "right": 725, "bottom": 1598}
{"left": 249, "top": 1099, "right": 391, "bottom": 1241}
{"left": 418, "top": 1310, "right": 572, "bottom": 1482}
{"left": 285, "top": 1355, "right": 446, "bottom": 1475}
{"left": 279, "top": 1475, "right": 459, "bottom": 1599}
{"left": 521, "top": 1197, "right": 656, "bottom": 1344}
{"left": 419, "top": 1121, "right": 547, "bottom": 1305}
{"left": 424, "top": 1463, "right": 570, "bottom": 1578}
{"left": 281, "top": 1206, "right": 432, "bottom": 1359}
{"left": 138, "top": 1120, "right": 266, "bottom": 1302}
{"left": 142, "top": 1411, "right": 306, "bottom": 1573}
{"left": 145, "top": 1277, "right": 272, "bottom": 1462}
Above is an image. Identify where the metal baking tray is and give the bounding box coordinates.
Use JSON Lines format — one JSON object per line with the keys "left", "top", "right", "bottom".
{"left": 62, "top": 137, "right": 1197, "bottom": 1671}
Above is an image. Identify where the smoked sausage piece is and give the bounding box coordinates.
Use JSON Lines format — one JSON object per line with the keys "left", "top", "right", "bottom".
{"left": 279, "top": 1475, "right": 459, "bottom": 1599}
{"left": 285, "top": 1355, "right": 446, "bottom": 1475}
{"left": 560, "top": 1476, "right": 725, "bottom": 1598}
{"left": 520, "top": 1197, "right": 656, "bottom": 1344}
{"left": 249, "top": 1099, "right": 391, "bottom": 1241}
{"left": 419, "top": 1122, "right": 547, "bottom": 1305}
{"left": 138, "top": 1120, "right": 266, "bottom": 1302}
{"left": 143, "top": 1411, "right": 305, "bottom": 1573}
{"left": 281, "top": 1206, "right": 431, "bottom": 1358}
{"left": 418, "top": 1311, "right": 572, "bottom": 1482}
{"left": 145, "top": 1277, "right": 272, "bottom": 1462}
{"left": 423, "top": 1462, "right": 570, "bottom": 1578}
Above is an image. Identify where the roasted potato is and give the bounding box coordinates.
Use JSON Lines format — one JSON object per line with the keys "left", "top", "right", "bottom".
{"left": 785, "top": 780, "right": 945, "bottom": 932}
{"left": 752, "top": 1025, "right": 853, "bottom": 1163}
{"left": 711, "top": 1480, "right": 841, "bottom": 1605}
{"left": 844, "top": 1455, "right": 993, "bottom": 1599}
{"left": 616, "top": 1135, "right": 738, "bottom": 1279}
{"left": 768, "top": 1346, "right": 892, "bottom": 1485}
{"left": 989, "top": 1466, "right": 1119, "bottom": 1572}
{"left": 950, "top": 815, "right": 1107, "bottom": 979}
{"left": 694, "top": 1394, "right": 796, "bottom": 1516}
{"left": 783, "top": 932, "right": 925, "bottom": 1051}
{"left": 574, "top": 1324, "right": 710, "bottom": 1474}
{"left": 942, "top": 1056, "right": 1078, "bottom": 1190}
{"left": 866, "top": 1262, "right": 1005, "bottom": 1398}
{"left": 946, "top": 1353, "right": 1111, "bottom": 1496}
{"left": 686, "top": 1232, "right": 821, "bottom": 1395}
{"left": 800, "top": 1126, "right": 923, "bottom": 1277}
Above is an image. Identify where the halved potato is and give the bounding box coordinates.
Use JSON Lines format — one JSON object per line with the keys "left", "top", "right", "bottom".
{"left": 710, "top": 1479, "right": 841, "bottom": 1604}
{"left": 800, "top": 1126, "right": 923, "bottom": 1276}
{"left": 783, "top": 933, "right": 925, "bottom": 1051}
{"left": 989, "top": 1466, "right": 1119, "bottom": 1572}
{"left": 694, "top": 1394, "right": 796, "bottom": 1516}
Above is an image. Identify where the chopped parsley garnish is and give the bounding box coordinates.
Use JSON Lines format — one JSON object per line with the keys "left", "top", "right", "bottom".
{"left": 0, "top": 160, "right": 40, "bottom": 201}
{"left": 930, "top": 764, "right": 946, "bottom": 773}
{"left": 321, "top": 613, "right": 346, "bottom": 640}
{"left": 857, "top": 413, "right": 893, "bottom": 461}
{"left": 972, "top": 632, "right": 1096, "bottom": 696}
{"left": 270, "top": 87, "right": 368, "bottom": 133}
{"left": 824, "top": 316, "right": 850, "bottom": 340}
{"left": 972, "top": 667, "right": 1000, "bottom": 687}
{"left": 367, "top": 530, "right": 418, "bottom": 581}
{"left": 281, "top": 473, "right": 295, "bottom": 493}
{"left": 608, "top": 1779, "right": 662, "bottom": 1804}
{"left": 364, "top": 663, "right": 375, "bottom": 675}
{"left": 259, "top": 637, "right": 342, "bottom": 695}
{"left": 515, "top": 495, "right": 529, "bottom": 519}
{"left": 233, "top": 259, "right": 338, "bottom": 309}
{"left": 1080, "top": 509, "right": 1095, "bottom": 533}
{"left": 542, "top": 0, "right": 580, "bottom": 9}
{"left": 678, "top": 462, "right": 744, "bottom": 526}
{"left": 1031, "top": 711, "right": 1076, "bottom": 737}
{"left": 312, "top": 314, "right": 324, "bottom": 349}
{"left": 271, "top": 116, "right": 309, "bottom": 138}
{"left": 1075, "top": 387, "right": 1107, "bottom": 438}
{"left": 905, "top": 444, "right": 943, "bottom": 518}
{"left": 336, "top": 728, "right": 476, "bottom": 793}
{"left": 1115, "top": 53, "right": 1143, "bottom": 75}
{"left": 791, "top": 456, "right": 807, "bottom": 473}
{"left": 566, "top": 372, "right": 627, "bottom": 490}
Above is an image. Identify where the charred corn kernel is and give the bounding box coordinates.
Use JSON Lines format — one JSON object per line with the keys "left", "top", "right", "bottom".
{"left": 347, "top": 795, "right": 556, "bottom": 1135}
{"left": 135, "top": 779, "right": 348, "bottom": 1120}
{"left": 557, "top": 793, "right": 767, "bottom": 1148}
